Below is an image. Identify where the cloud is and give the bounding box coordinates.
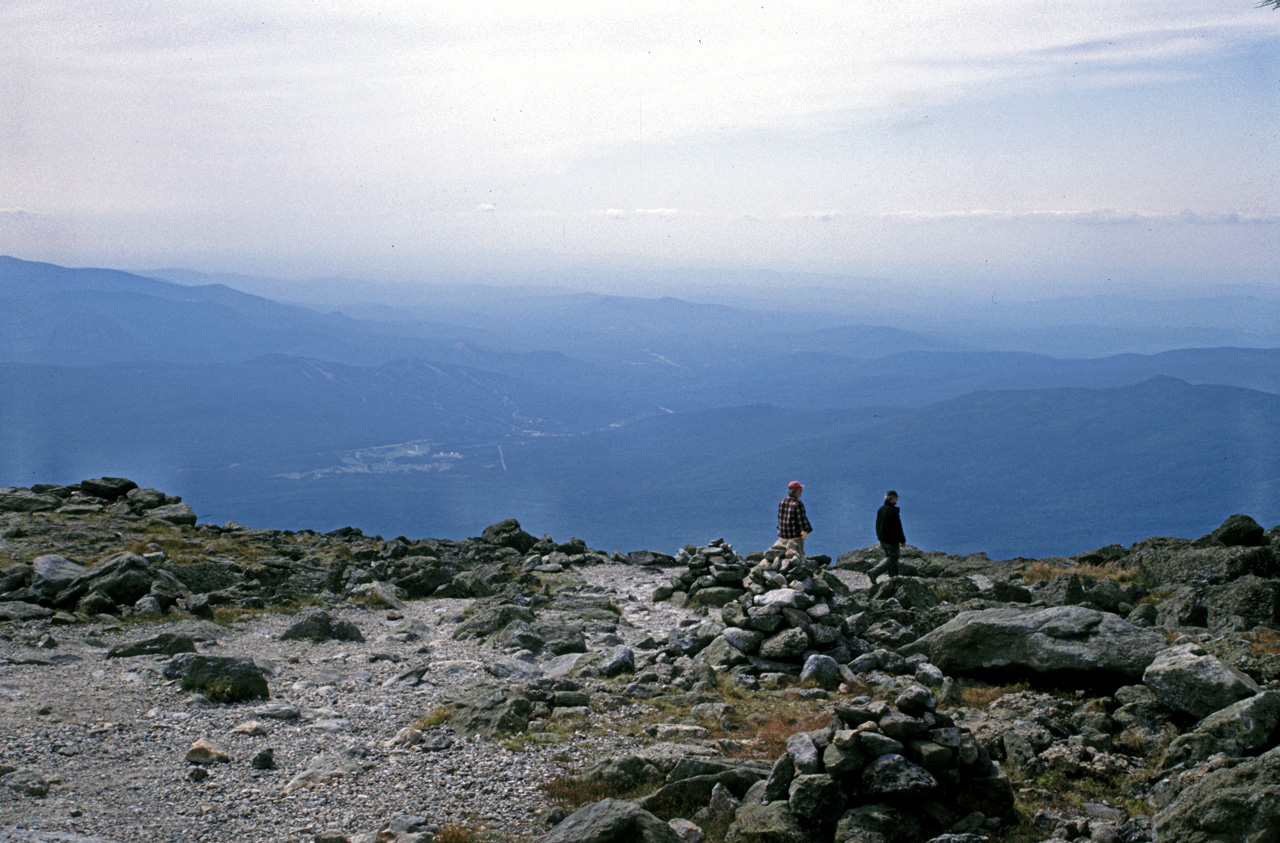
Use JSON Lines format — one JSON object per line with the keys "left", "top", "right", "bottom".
{"left": 476, "top": 203, "right": 497, "bottom": 213}
{"left": 780, "top": 209, "right": 1280, "bottom": 226}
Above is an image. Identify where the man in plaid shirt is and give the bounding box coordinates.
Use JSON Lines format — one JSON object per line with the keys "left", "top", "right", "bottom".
{"left": 775, "top": 480, "right": 812, "bottom": 559}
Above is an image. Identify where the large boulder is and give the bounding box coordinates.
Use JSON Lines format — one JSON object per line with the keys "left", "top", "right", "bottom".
{"left": 537, "top": 798, "right": 682, "bottom": 843}
{"left": 163, "top": 654, "right": 270, "bottom": 703}
{"left": 725, "top": 801, "right": 813, "bottom": 843}
{"left": 279, "top": 608, "right": 365, "bottom": 643}
{"left": 443, "top": 684, "right": 533, "bottom": 738}
{"left": 1162, "top": 691, "right": 1280, "bottom": 769}
{"left": 900, "top": 606, "right": 1168, "bottom": 685}
{"left": 79, "top": 476, "right": 139, "bottom": 499}
{"left": 1143, "top": 644, "right": 1262, "bottom": 719}
{"left": 0, "top": 489, "right": 60, "bottom": 512}
{"left": 1153, "top": 744, "right": 1280, "bottom": 842}
{"left": 146, "top": 502, "right": 197, "bottom": 526}
{"left": 1212, "top": 514, "right": 1267, "bottom": 548}
{"left": 480, "top": 519, "right": 538, "bottom": 553}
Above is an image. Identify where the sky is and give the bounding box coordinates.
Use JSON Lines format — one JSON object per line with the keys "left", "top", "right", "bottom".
{"left": 2, "top": 1, "right": 1279, "bottom": 293}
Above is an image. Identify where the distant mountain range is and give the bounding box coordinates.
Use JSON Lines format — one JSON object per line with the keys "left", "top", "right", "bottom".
{"left": 2, "top": 255, "right": 1277, "bottom": 558}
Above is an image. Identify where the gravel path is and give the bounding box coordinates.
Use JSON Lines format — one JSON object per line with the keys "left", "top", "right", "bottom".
{"left": 0, "top": 561, "right": 700, "bottom": 843}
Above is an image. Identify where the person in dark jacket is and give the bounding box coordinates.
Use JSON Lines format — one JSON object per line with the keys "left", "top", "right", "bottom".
{"left": 870, "top": 490, "right": 905, "bottom": 583}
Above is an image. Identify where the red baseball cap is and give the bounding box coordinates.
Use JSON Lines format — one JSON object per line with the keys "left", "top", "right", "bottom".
{"left": 788, "top": 481, "right": 804, "bottom": 490}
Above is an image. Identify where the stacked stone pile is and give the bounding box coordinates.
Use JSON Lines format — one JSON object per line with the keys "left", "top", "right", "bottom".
{"left": 736, "top": 685, "right": 1015, "bottom": 842}
{"left": 542, "top": 685, "right": 1017, "bottom": 843}
{"left": 652, "top": 538, "right": 753, "bottom": 608}
{"left": 656, "top": 541, "right": 875, "bottom": 684}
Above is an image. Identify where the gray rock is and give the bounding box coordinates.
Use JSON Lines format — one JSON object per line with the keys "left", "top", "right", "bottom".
{"left": 1212, "top": 514, "right": 1266, "bottom": 547}
{"left": 146, "top": 502, "right": 197, "bottom": 526}
{"left": 1143, "top": 643, "right": 1261, "bottom": 719}
{"left": 760, "top": 627, "right": 810, "bottom": 661}
{"left": 599, "top": 645, "right": 635, "bottom": 677}
{"left": 799, "top": 654, "right": 840, "bottom": 690}
{"left": 580, "top": 756, "right": 664, "bottom": 792}
{"left": 0, "top": 602, "right": 54, "bottom": 621}
{"left": 763, "top": 752, "right": 796, "bottom": 803}
{"left": 79, "top": 477, "right": 138, "bottom": 499}
{"left": 106, "top": 633, "right": 197, "bottom": 658}
{"left": 697, "top": 636, "right": 750, "bottom": 670}
{"left": 537, "top": 797, "right": 682, "bottom": 843}
{"left": 901, "top": 605, "right": 1168, "bottom": 683}
{"left": 835, "top": 803, "right": 916, "bottom": 843}
{"left": 788, "top": 773, "right": 844, "bottom": 821}
{"left": 32, "top": 554, "right": 87, "bottom": 584}
{"left": 480, "top": 519, "right": 537, "bottom": 553}
{"left": 1154, "top": 744, "right": 1280, "bottom": 842}
{"left": 279, "top": 608, "right": 365, "bottom": 643}
{"left": 0, "top": 489, "right": 60, "bottom": 512}
{"left": 786, "top": 731, "right": 822, "bottom": 774}
{"left": 723, "top": 627, "right": 765, "bottom": 654}
{"left": 498, "top": 619, "right": 546, "bottom": 652}
{"left": 443, "top": 684, "right": 533, "bottom": 738}
{"left": 691, "top": 586, "right": 746, "bottom": 607}
{"left": 2, "top": 769, "right": 52, "bottom": 797}
{"left": 163, "top": 654, "right": 270, "bottom": 703}
{"left": 724, "top": 801, "right": 812, "bottom": 843}
{"left": 861, "top": 753, "right": 937, "bottom": 798}
{"left": 1163, "top": 690, "right": 1280, "bottom": 768}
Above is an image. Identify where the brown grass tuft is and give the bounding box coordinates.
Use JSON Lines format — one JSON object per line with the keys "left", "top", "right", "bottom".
{"left": 1243, "top": 629, "right": 1280, "bottom": 654}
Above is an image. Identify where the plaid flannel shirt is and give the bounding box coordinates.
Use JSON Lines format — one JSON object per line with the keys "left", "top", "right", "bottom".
{"left": 777, "top": 496, "right": 812, "bottom": 539}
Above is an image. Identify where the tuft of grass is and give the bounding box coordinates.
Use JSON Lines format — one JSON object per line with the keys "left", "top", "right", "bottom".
{"left": 933, "top": 585, "right": 959, "bottom": 603}
{"left": 431, "top": 824, "right": 487, "bottom": 843}
{"left": 940, "top": 681, "right": 1030, "bottom": 711}
{"left": 1242, "top": 628, "right": 1280, "bottom": 655}
{"left": 738, "top": 710, "right": 832, "bottom": 759}
{"left": 1020, "top": 559, "right": 1144, "bottom": 586}
{"left": 539, "top": 774, "right": 651, "bottom": 809}
{"left": 412, "top": 706, "right": 455, "bottom": 731}
{"left": 1137, "top": 587, "right": 1177, "bottom": 607}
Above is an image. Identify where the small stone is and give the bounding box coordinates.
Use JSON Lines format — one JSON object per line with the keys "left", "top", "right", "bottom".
{"left": 230, "top": 720, "right": 271, "bottom": 736}
{"left": 186, "top": 737, "right": 231, "bottom": 765}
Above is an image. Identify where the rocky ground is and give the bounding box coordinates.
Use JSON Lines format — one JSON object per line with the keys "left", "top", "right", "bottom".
{"left": 0, "top": 549, "right": 697, "bottom": 842}
{"left": 4, "top": 479, "right": 1280, "bottom": 843}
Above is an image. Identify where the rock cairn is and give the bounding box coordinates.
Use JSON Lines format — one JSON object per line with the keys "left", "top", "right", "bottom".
{"left": 739, "top": 686, "right": 1015, "bottom": 842}
{"left": 656, "top": 541, "right": 868, "bottom": 685}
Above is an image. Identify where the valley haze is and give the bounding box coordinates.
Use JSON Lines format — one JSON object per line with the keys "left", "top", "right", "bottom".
{"left": 2, "top": 255, "right": 1277, "bottom": 562}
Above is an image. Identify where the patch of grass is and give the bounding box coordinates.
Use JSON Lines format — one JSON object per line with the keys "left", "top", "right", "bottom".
{"left": 1137, "top": 587, "right": 1177, "bottom": 606}
{"left": 1020, "top": 559, "right": 1144, "bottom": 586}
{"left": 208, "top": 598, "right": 320, "bottom": 625}
{"left": 431, "top": 824, "right": 487, "bottom": 843}
{"left": 412, "top": 706, "right": 455, "bottom": 731}
{"left": 735, "top": 709, "right": 832, "bottom": 759}
{"left": 940, "top": 681, "right": 1030, "bottom": 711}
{"left": 539, "top": 774, "right": 651, "bottom": 809}
{"left": 934, "top": 584, "right": 959, "bottom": 603}
{"left": 353, "top": 591, "right": 398, "bottom": 610}
{"left": 1243, "top": 628, "right": 1280, "bottom": 654}
{"left": 1012, "top": 765, "right": 1147, "bottom": 818}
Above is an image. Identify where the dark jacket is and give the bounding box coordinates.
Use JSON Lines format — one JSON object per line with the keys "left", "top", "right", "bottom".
{"left": 876, "top": 502, "right": 905, "bottom": 544}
